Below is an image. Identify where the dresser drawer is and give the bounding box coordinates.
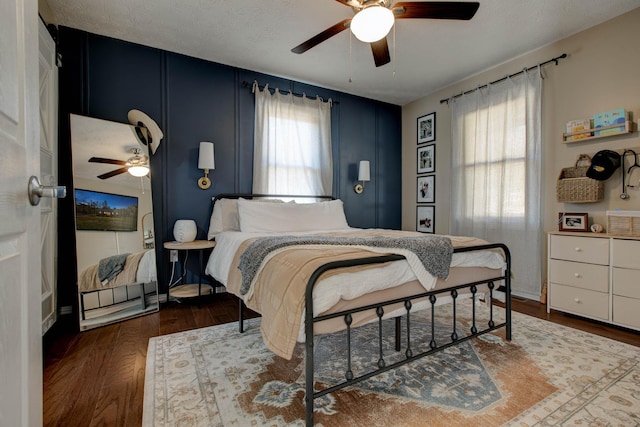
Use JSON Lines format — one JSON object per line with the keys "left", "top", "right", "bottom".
{"left": 612, "top": 267, "right": 640, "bottom": 299}
{"left": 549, "top": 283, "right": 608, "bottom": 320}
{"left": 549, "top": 235, "right": 609, "bottom": 265}
{"left": 548, "top": 259, "right": 609, "bottom": 292}
{"left": 613, "top": 295, "right": 640, "bottom": 329}
{"left": 612, "top": 239, "right": 640, "bottom": 269}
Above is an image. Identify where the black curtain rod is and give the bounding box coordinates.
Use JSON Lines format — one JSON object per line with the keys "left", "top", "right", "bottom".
{"left": 440, "top": 53, "right": 567, "bottom": 104}
{"left": 241, "top": 80, "right": 339, "bottom": 104}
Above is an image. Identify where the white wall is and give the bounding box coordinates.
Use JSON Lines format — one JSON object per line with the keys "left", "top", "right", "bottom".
{"left": 402, "top": 8, "right": 640, "bottom": 239}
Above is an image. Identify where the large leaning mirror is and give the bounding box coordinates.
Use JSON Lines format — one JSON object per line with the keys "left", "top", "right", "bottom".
{"left": 70, "top": 113, "right": 159, "bottom": 331}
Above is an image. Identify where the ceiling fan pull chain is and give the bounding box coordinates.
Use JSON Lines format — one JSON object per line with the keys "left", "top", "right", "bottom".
{"left": 392, "top": 22, "right": 396, "bottom": 78}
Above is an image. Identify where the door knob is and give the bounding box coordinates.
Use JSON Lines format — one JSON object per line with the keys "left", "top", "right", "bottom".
{"left": 28, "top": 175, "right": 66, "bottom": 206}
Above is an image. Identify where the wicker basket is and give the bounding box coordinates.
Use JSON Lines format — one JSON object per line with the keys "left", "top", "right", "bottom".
{"left": 606, "top": 211, "right": 640, "bottom": 236}
{"left": 556, "top": 154, "right": 604, "bottom": 203}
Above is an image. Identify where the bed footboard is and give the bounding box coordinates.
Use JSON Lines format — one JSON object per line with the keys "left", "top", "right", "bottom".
{"left": 79, "top": 281, "right": 157, "bottom": 322}
{"left": 303, "top": 243, "right": 511, "bottom": 427}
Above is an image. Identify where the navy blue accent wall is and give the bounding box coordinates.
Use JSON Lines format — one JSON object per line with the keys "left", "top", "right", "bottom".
{"left": 56, "top": 26, "right": 401, "bottom": 309}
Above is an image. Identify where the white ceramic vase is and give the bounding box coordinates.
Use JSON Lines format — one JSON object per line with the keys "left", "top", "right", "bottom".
{"left": 173, "top": 219, "right": 197, "bottom": 243}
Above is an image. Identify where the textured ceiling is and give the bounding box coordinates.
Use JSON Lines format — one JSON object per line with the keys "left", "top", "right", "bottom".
{"left": 46, "top": 0, "right": 640, "bottom": 105}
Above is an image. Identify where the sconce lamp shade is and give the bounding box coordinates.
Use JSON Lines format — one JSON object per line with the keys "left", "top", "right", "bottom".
{"left": 198, "top": 142, "right": 215, "bottom": 170}
{"left": 358, "top": 160, "right": 370, "bottom": 182}
{"left": 197, "top": 142, "right": 215, "bottom": 190}
{"left": 354, "top": 160, "right": 371, "bottom": 194}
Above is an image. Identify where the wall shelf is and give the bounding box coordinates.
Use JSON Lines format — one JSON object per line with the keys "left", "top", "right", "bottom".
{"left": 562, "top": 120, "right": 633, "bottom": 143}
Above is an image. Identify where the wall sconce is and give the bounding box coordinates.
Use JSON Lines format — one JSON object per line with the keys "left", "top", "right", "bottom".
{"left": 354, "top": 160, "right": 370, "bottom": 194}
{"left": 197, "top": 142, "right": 215, "bottom": 189}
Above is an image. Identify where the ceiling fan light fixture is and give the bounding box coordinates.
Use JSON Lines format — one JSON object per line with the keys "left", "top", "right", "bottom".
{"left": 350, "top": 5, "right": 394, "bottom": 43}
{"left": 128, "top": 165, "right": 149, "bottom": 177}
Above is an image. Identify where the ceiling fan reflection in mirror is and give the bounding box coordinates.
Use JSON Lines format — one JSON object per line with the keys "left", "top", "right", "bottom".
{"left": 89, "top": 147, "right": 150, "bottom": 180}
{"left": 291, "top": 0, "right": 480, "bottom": 67}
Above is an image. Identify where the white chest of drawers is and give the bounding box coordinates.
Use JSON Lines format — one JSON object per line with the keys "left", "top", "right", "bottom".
{"left": 547, "top": 232, "right": 640, "bottom": 331}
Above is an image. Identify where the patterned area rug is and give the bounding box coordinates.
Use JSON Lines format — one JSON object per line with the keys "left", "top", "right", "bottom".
{"left": 143, "top": 301, "right": 640, "bottom": 426}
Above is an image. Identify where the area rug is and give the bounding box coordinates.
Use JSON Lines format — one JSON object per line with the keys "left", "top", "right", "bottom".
{"left": 143, "top": 301, "right": 640, "bottom": 426}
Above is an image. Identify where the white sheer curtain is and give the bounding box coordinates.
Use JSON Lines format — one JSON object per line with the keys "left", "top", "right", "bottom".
{"left": 450, "top": 68, "right": 542, "bottom": 298}
{"left": 253, "top": 82, "right": 333, "bottom": 195}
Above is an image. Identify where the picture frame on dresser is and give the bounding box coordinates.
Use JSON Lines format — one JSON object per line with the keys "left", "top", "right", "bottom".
{"left": 558, "top": 212, "right": 588, "bottom": 232}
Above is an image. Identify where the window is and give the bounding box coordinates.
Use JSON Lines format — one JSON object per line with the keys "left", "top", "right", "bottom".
{"left": 456, "top": 103, "right": 527, "bottom": 220}
{"left": 253, "top": 83, "right": 332, "bottom": 196}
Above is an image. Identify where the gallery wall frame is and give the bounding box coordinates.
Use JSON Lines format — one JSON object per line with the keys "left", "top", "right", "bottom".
{"left": 558, "top": 212, "right": 589, "bottom": 232}
{"left": 417, "top": 175, "right": 435, "bottom": 203}
{"left": 417, "top": 112, "right": 436, "bottom": 144}
{"left": 416, "top": 206, "right": 434, "bottom": 233}
{"left": 417, "top": 143, "right": 435, "bottom": 174}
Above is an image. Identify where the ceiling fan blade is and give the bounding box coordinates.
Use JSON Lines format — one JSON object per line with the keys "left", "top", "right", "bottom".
{"left": 97, "top": 167, "right": 129, "bottom": 180}
{"left": 291, "top": 19, "right": 352, "bottom": 54}
{"left": 371, "top": 38, "right": 391, "bottom": 67}
{"left": 393, "top": 1, "right": 479, "bottom": 20}
{"left": 89, "top": 157, "right": 127, "bottom": 166}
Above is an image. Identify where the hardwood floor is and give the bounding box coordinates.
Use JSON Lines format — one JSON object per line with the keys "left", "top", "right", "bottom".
{"left": 43, "top": 293, "right": 640, "bottom": 427}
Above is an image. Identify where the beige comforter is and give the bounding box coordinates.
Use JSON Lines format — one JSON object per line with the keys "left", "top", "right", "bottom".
{"left": 78, "top": 251, "right": 145, "bottom": 292}
{"left": 225, "top": 229, "right": 497, "bottom": 359}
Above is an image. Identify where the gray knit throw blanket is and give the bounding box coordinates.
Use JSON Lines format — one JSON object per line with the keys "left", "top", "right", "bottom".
{"left": 237, "top": 235, "right": 453, "bottom": 296}
{"left": 98, "top": 253, "right": 130, "bottom": 283}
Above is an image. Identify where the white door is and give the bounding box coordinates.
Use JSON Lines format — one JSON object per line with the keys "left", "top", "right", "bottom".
{"left": 0, "top": 0, "right": 43, "bottom": 425}
{"left": 39, "top": 19, "right": 59, "bottom": 335}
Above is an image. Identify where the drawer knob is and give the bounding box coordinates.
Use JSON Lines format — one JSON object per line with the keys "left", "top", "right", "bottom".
{"left": 574, "top": 297, "right": 581, "bottom": 303}
{"left": 574, "top": 247, "right": 582, "bottom": 252}
{"left": 574, "top": 273, "right": 581, "bottom": 278}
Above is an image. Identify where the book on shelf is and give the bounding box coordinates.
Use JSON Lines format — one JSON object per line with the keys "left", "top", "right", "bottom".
{"left": 565, "top": 118, "right": 592, "bottom": 141}
{"left": 594, "top": 108, "right": 626, "bottom": 136}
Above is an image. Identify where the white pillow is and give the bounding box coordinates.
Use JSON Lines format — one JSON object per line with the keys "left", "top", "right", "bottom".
{"left": 238, "top": 199, "right": 350, "bottom": 233}
{"left": 207, "top": 198, "right": 240, "bottom": 240}
{"left": 207, "top": 197, "right": 287, "bottom": 239}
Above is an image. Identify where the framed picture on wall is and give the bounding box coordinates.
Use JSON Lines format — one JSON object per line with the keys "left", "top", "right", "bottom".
{"left": 417, "top": 206, "right": 435, "bottom": 233}
{"left": 417, "top": 112, "right": 436, "bottom": 144}
{"left": 417, "top": 144, "right": 435, "bottom": 174}
{"left": 417, "top": 175, "right": 435, "bottom": 203}
{"left": 558, "top": 212, "right": 589, "bottom": 232}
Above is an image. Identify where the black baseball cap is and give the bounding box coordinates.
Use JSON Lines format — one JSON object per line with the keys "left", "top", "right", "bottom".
{"left": 586, "top": 150, "right": 621, "bottom": 181}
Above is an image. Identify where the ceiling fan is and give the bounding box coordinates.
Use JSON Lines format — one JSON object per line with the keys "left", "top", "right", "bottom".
{"left": 89, "top": 147, "right": 150, "bottom": 179}
{"left": 291, "top": 1, "right": 480, "bottom": 67}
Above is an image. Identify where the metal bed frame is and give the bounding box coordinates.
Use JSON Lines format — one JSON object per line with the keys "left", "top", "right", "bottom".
{"left": 216, "top": 194, "right": 512, "bottom": 427}
{"left": 79, "top": 281, "right": 157, "bottom": 320}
